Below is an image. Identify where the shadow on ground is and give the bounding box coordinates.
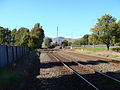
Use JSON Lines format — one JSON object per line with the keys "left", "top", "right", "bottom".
{"left": 1, "top": 52, "right": 120, "bottom": 90}
{"left": 77, "top": 60, "right": 108, "bottom": 65}
{"left": 18, "top": 52, "right": 120, "bottom": 90}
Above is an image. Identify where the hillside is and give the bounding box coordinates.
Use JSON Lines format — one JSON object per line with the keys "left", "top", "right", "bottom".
{"left": 52, "top": 37, "right": 79, "bottom": 45}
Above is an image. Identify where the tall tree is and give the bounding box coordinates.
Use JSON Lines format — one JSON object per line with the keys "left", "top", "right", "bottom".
{"left": 112, "top": 21, "right": 120, "bottom": 44}
{"left": 72, "top": 40, "right": 81, "bottom": 45}
{"left": 11, "top": 28, "right": 17, "bottom": 45}
{"left": 0, "top": 27, "right": 11, "bottom": 45}
{"left": 91, "top": 14, "right": 117, "bottom": 50}
{"left": 31, "top": 23, "right": 45, "bottom": 48}
{"left": 68, "top": 42, "right": 72, "bottom": 46}
{"left": 44, "top": 38, "right": 52, "bottom": 48}
{"left": 88, "top": 34, "right": 99, "bottom": 45}
{"left": 61, "top": 40, "right": 68, "bottom": 47}
{"left": 82, "top": 34, "right": 89, "bottom": 45}
{"left": 20, "top": 33, "right": 31, "bottom": 46}
{"left": 79, "top": 34, "right": 89, "bottom": 45}
{"left": 15, "top": 27, "right": 29, "bottom": 46}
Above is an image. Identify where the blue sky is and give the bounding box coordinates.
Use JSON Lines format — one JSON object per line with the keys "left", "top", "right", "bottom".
{"left": 0, "top": 0, "right": 120, "bottom": 38}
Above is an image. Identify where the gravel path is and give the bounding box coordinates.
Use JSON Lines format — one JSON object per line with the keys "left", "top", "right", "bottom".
{"left": 58, "top": 51, "right": 120, "bottom": 80}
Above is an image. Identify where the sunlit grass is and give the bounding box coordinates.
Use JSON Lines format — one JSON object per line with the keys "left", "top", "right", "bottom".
{"left": 73, "top": 46, "right": 120, "bottom": 58}
{"left": 74, "top": 47, "right": 108, "bottom": 52}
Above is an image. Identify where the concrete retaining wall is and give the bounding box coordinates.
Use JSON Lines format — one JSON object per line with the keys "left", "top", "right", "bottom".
{"left": 0, "top": 45, "right": 29, "bottom": 67}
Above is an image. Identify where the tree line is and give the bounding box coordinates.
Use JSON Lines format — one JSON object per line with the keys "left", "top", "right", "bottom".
{"left": 72, "top": 14, "right": 120, "bottom": 50}
{"left": 44, "top": 38, "right": 72, "bottom": 48}
{"left": 0, "top": 23, "right": 45, "bottom": 50}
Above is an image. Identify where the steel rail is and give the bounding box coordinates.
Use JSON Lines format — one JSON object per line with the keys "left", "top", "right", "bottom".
{"left": 63, "top": 50, "right": 120, "bottom": 63}
{"left": 58, "top": 52, "right": 120, "bottom": 83}
{"left": 48, "top": 53, "right": 99, "bottom": 90}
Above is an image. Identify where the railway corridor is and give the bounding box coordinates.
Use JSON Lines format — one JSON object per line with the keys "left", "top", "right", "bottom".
{"left": 18, "top": 50, "right": 120, "bottom": 90}
{"left": 47, "top": 51, "right": 120, "bottom": 90}
{"left": 59, "top": 51, "right": 120, "bottom": 80}
{"left": 34, "top": 52, "right": 92, "bottom": 90}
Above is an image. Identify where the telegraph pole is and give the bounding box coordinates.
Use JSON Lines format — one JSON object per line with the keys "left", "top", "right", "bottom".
{"left": 57, "top": 26, "right": 58, "bottom": 37}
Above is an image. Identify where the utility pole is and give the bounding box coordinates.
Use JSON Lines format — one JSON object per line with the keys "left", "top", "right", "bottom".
{"left": 57, "top": 26, "right": 58, "bottom": 37}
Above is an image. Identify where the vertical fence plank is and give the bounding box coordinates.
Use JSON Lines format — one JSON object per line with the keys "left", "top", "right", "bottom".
{"left": 0, "top": 45, "right": 8, "bottom": 67}
{"left": 0, "top": 45, "right": 28, "bottom": 67}
{"left": 8, "top": 46, "right": 14, "bottom": 63}
{"left": 17, "top": 46, "right": 20, "bottom": 59}
{"left": 13, "top": 46, "right": 17, "bottom": 61}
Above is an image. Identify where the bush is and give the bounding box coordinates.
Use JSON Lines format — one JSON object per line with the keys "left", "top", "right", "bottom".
{"left": 111, "top": 47, "right": 120, "bottom": 52}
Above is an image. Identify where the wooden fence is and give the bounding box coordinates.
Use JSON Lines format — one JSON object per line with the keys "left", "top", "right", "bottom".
{"left": 0, "top": 45, "right": 29, "bottom": 67}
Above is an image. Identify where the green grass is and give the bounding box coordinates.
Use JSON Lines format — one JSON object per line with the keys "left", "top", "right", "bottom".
{"left": 0, "top": 70, "right": 24, "bottom": 87}
{"left": 74, "top": 47, "right": 108, "bottom": 52}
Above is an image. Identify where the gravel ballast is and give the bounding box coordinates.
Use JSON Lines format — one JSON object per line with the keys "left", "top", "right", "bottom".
{"left": 58, "top": 51, "right": 120, "bottom": 80}
{"left": 36, "top": 52, "right": 92, "bottom": 90}
{"left": 18, "top": 52, "right": 93, "bottom": 90}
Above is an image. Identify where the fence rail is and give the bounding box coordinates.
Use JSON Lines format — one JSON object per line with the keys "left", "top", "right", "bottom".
{"left": 0, "top": 45, "right": 29, "bottom": 67}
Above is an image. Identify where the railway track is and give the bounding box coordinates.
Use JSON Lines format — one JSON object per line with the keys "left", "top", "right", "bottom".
{"left": 59, "top": 50, "right": 120, "bottom": 80}
{"left": 48, "top": 52, "right": 120, "bottom": 90}
{"left": 61, "top": 50, "right": 120, "bottom": 66}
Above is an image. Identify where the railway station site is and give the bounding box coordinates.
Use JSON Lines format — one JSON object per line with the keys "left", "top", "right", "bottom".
{"left": 0, "top": 0, "right": 120, "bottom": 90}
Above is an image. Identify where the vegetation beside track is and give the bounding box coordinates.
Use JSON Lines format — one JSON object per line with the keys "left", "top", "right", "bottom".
{"left": 0, "top": 70, "right": 24, "bottom": 87}
{"left": 74, "top": 47, "right": 108, "bottom": 52}
{"left": 71, "top": 47, "right": 120, "bottom": 58}
{"left": 0, "top": 52, "right": 39, "bottom": 89}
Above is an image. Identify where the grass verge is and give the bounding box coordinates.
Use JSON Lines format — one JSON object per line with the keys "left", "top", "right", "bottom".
{"left": 74, "top": 47, "right": 108, "bottom": 52}
{"left": 73, "top": 47, "right": 120, "bottom": 58}
{"left": 0, "top": 70, "right": 24, "bottom": 87}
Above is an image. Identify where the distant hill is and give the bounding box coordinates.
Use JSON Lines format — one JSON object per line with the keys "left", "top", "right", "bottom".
{"left": 42, "top": 37, "right": 80, "bottom": 47}
{"left": 52, "top": 37, "right": 79, "bottom": 45}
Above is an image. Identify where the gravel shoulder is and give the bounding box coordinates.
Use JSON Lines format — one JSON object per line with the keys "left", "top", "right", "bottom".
{"left": 58, "top": 51, "right": 120, "bottom": 80}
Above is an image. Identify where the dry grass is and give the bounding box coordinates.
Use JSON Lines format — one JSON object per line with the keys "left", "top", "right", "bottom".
{"left": 96, "top": 51, "right": 120, "bottom": 58}
{"left": 71, "top": 49, "right": 120, "bottom": 59}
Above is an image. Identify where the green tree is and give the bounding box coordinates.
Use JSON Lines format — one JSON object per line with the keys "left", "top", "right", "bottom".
{"left": 61, "top": 40, "right": 68, "bottom": 47}
{"left": 68, "top": 42, "right": 72, "bottom": 46}
{"left": 82, "top": 34, "right": 89, "bottom": 45}
{"left": 72, "top": 34, "right": 89, "bottom": 45}
{"left": 0, "top": 27, "right": 11, "bottom": 45}
{"left": 112, "top": 21, "right": 120, "bottom": 44}
{"left": 28, "top": 35, "right": 38, "bottom": 50}
{"left": 11, "top": 28, "right": 17, "bottom": 45}
{"left": 20, "top": 33, "right": 31, "bottom": 46}
{"left": 91, "top": 14, "right": 117, "bottom": 50}
{"left": 88, "top": 34, "right": 99, "bottom": 45}
{"left": 44, "top": 38, "right": 52, "bottom": 48}
{"left": 52, "top": 42, "right": 58, "bottom": 48}
{"left": 31, "top": 23, "right": 45, "bottom": 48}
{"left": 72, "top": 40, "right": 81, "bottom": 46}
{"left": 0, "top": 27, "right": 5, "bottom": 44}
{"left": 15, "top": 27, "right": 29, "bottom": 46}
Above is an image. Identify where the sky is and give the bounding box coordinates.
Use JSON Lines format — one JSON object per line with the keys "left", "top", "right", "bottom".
{"left": 0, "top": 0, "right": 120, "bottom": 38}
